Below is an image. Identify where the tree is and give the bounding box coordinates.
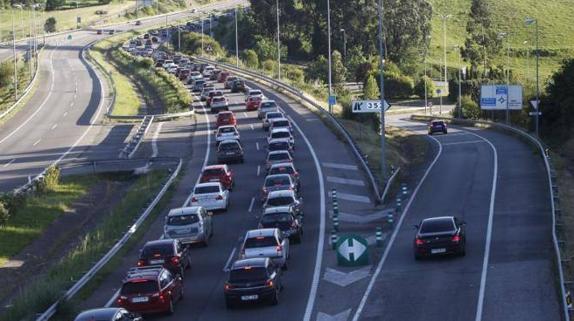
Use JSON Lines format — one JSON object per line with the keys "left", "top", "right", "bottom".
{"left": 460, "top": 95, "right": 481, "bottom": 119}
{"left": 363, "top": 74, "right": 379, "bottom": 99}
{"left": 0, "top": 62, "right": 11, "bottom": 88}
{"left": 243, "top": 49, "right": 259, "bottom": 69}
{"left": 45, "top": 0, "right": 65, "bottom": 11}
{"left": 414, "top": 75, "right": 435, "bottom": 99}
{"left": 331, "top": 50, "right": 346, "bottom": 84}
{"left": 542, "top": 58, "right": 574, "bottom": 140}
{"left": 0, "top": 201, "right": 8, "bottom": 227}
{"left": 44, "top": 17, "right": 57, "bottom": 33}
{"left": 461, "top": 0, "right": 502, "bottom": 72}
{"left": 305, "top": 55, "right": 328, "bottom": 82}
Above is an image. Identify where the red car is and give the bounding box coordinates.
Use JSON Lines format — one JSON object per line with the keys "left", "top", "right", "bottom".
{"left": 218, "top": 71, "right": 230, "bottom": 83}
{"left": 199, "top": 164, "right": 234, "bottom": 190}
{"left": 246, "top": 96, "right": 262, "bottom": 111}
{"left": 117, "top": 266, "right": 183, "bottom": 315}
{"left": 216, "top": 111, "right": 237, "bottom": 127}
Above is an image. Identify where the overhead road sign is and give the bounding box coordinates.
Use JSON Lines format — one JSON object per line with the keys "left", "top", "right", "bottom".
{"left": 336, "top": 234, "right": 369, "bottom": 266}
{"left": 480, "top": 85, "right": 523, "bottom": 110}
{"left": 351, "top": 100, "right": 391, "bottom": 113}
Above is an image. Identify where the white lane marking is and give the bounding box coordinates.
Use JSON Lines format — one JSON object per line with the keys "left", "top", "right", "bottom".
{"left": 32, "top": 139, "right": 41, "bottom": 146}
{"left": 351, "top": 134, "right": 444, "bottom": 321}
{"left": 322, "top": 162, "right": 358, "bottom": 171}
{"left": 248, "top": 197, "right": 255, "bottom": 213}
{"left": 332, "top": 191, "right": 371, "bottom": 204}
{"left": 289, "top": 114, "right": 326, "bottom": 321}
{"left": 105, "top": 289, "right": 120, "bottom": 307}
{"left": 223, "top": 247, "right": 237, "bottom": 272}
{"left": 442, "top": 140, "right": 487, "bottom": 146}
{"left": 257, "top": 165, "right": 261, "bottom": 177}
{"left": 151, "top": 122, "right": 164, "bottom": 158}
{"left": 63, "top": 111, "right": 68, "bottom": 117}
{"left": 51, "top": 123, "right": 58, "bottom": 130}
{"left": 3, "top": 159, "right": 15, "bottom": 168}
{"left": 468, "top": 131, "right": 498, "bottom": 321}
{"left": 327, "top": 176, "right": 365, "bottom": 186}
{"left": 250, "top": 124, "right": 254, "bottom": 131}
{"left": 243, "top": 112, "right": 248, "bottom": 118}
{"left": 69, "top": 101, "right": 74, "bottom": 107}
{"left": 256, "top": 142, "right": 259, "bottom": 151}
{"left": 184, "top": 94, "right": 211, "bottom": 206}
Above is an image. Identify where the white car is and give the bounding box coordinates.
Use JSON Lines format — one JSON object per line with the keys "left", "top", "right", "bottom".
{"left": 203, "top": 65, "right": 215, "bottom": 77}
{"left": 263, "top": 111, "right": 285, "bottom": 131}
{"left": 216, "top": 125, "right": 240, "bottom": 144}
{"left": 258, "top": 100, "right": 279, "bottom": 119}
{"left": 240, "top": 228, "right": 289, "bottom": 269}
{"left": 210, "top": 96, "right": 229, "bottom": 113}
{"left": 245, "top": 89, "right": 265, "bottom": 102}
{"left": 268, "top": 117, "right": 293, "bottom": 133}
{"left": 268, "top": 128, "right": 294, "bottom": 145}
{"left": 189, "top": 182, "right": 229, "bottom": 211}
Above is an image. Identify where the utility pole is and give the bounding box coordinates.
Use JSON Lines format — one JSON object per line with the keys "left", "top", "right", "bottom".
{"left": 525, "top": 18, "right": 540, "bottom": 136}
{"left": 11, "top": 8, "right": 18, "bottom": 101}
{"left": 276, "top": 0, "right": 281, "bottom": 79}
{"left": 201, "top": 18, "right": 204, "bottom": 56}
{"left": 377, "top": 0, "right": 386, "bottom": 183}
{"left": 340, "top": 28, "right": 346, "bottom": 62}
{"left": 523, "top": 40, "right": 530, "bottom": 81}
{"left": 235, "top": 7, "right": 239, "bottom": 67}
{"left": 327, "top": 0, "right": 333, "bottom": 114}
{"left": 439, "top": 14, "right": 451, "bottom": 96}
{"left": 178, "top": 27, "right": 181, "bottom": 50}
{"left": 458, "top": 50, "right": 462, "bottom": 119}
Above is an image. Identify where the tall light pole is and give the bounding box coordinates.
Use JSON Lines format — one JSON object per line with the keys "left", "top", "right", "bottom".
{"left": 454, "top": 45, "right": 463, "bottom": 118}
{"left": 275, "top": 0, "right": 281, "bottom": 80}
{"left": 422, "top": 35, "right": 431, "bottom": 115}
{"left": 377, "top": 0, "right": 386, "bottom": 183}
{"left": 439, "top": 14, "right": 451, "bottom": 96}
{"left": 327, "top": 0, "right": 333, "bottom": 114}
{"left": 523, "top": 40, "right": 530, "bottom": 81}
{"left": 11, "top": 8, "right": 18, "bottom": 101}
{"left": 201, "top": 17, "right": 204, "bottom": 56}
{"left": 525, "top": 17, "right": 539, "bottom": 136}
{"left": 498, "top": 32, "right": 511, "bottom": 125}
{"left": 340, "top": 28, "right": 346, "bottom": 62}
{"left": 235, "top": 7, "right": 239, "bottom": 67}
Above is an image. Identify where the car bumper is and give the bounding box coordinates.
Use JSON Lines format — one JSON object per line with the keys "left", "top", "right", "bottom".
{"left": 225, "top": 287, "right": 276, "bottom": 303}
{"left": 415, "top": 244, "right": 463, "bottom": 257}
{"left": 119, "top": 301, "right": 170, "bottom": 314}
{"left": 192, "top": 200, "right": 227, "bottom": 211}
{"left": 165, "top": 232, "right": 207, "bottom": 244}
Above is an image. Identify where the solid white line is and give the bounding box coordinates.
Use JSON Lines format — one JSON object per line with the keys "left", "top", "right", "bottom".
{"left": 105, "top": 289, "right": 120, "bottom": 307}
{"left": 442, "top": 140, "right": 487, "bottom": 146}
{"left": 151, "top": 122, "right": 164, "bottom": 158}
{"left": 333, "top": 191, "right": 371, "bottom": 204}
{"left": 243, "top": 112, "right": 248, "bottom": 118}
{"left": 351, "top": 134, "right": 444, "bottom": 321}
{"left": 248, "top": 197, "right": 255, "bottom": 213}
{"left": 257, "top": 165, "right": 261, "bottom": 177}
{"left": 184, "top": 95, "right": 211, "bottom": 206}
{"left": 33, "top": 139, "right": 41, "bottom": 146}
{"left": 250, "top": 124, "right": 254, "bottom": 131}
{"left": 322, "top": 162, "right": 358, "bottom": 171}
{"left": 51, "top": 123, "right": 58, "bottom": 130}
{"left": 256, "top": 142, "right": 259, "bottom": 151}
{"left": 63, "top": 111, "right": 68, "bottom": 117}
{"left": 2, "top": 159, "right": 15, "bottom": 168}
{"left": 223, "top": 247, "right": 237, "bottom": 272}
{"left": 326, "top": 176, "right": 365, "bottom": 186}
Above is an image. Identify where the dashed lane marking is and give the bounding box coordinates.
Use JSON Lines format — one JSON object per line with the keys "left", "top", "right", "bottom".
{"left": 331, "top": 191, "right": 371, "bottom": 204}
{"left": 323, "top": 162, "right": 358, "bottom": 171}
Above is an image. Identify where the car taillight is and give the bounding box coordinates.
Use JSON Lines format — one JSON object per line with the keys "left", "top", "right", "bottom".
{"left": 452, "top": 235, "right": 461, "bottom": 243}
{"left": 224, "top": 283, "right": 234, "bottom": 291}
{"left": 294, "top": 172, "right": 299, "bottom": 177}
{"left": 191, "top": 196, "right": 198, "bottom": 202}
{"left": 266, "top": 279, "right": 274, "bottom": 288}
{"left": 216, "top": 195, "right": 223, "bottom": 200}
{"left": 137, "top": 259, "right": 145, "bottom": 267}
{"left": 171, "top": 256, "right": 180, "bottom": 265}
{"left": 276, "top": 245, "right": 283, "bottom": 254}
{"left": 415, "top": 238, "right": 424, "bottom": 246}
{"left": 117, "top": 296, "right": 127, "bottom": 304}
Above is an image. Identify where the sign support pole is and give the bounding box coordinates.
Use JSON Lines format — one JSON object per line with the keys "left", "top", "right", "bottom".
{"left": 377, "top": 0, "right": 386, "bottom": 185}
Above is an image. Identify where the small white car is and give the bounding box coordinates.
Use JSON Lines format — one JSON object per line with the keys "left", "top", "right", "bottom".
{"left": 210, "top": 96, "right": 229, "bottom": 113}
{"left": 258, "top": 100, "right": 279, "bottom": 119}
{"left": 240, "top": 228, "right": 289, "bottom": 269}
{"left": 268, "top": 128, "right": 294, "bottom": 146}
{"left": 262, "top": 111, "right": 285, "bottom": 131}
{"left": 163, "top": 206, "right": 213, "bottom": 246}
{"left": 203, "top": 65, "right": 215, "bottom": 77}
{"left": 245, "top": 89, "right": 265, "bottom": 102}
{"left": 216, "top": 125, "right": 240, "bottom": 144}
{"left": 189, "top": 182, "right": 229, "bottom": 211}
{"left": 265, "top": 151, "right": 293, "bottom": 171}
{"left": 268, "top": 118, "right": 293, "bottom": 133}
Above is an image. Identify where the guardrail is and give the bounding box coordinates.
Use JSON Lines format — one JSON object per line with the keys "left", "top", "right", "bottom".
{"left": 194, "top": 57, "right": 386, "bottom": 204}
{"left": 119, "top": 115, "right": 154, "bottom": 159}
{"left": 0, "top": 49, "right": 42, "bottom": 120}
{"left": 35, "top": 158, "right": 182, "bottom": 321}
{"left": 410, "top": 114, "right": 571, "bottom": 321}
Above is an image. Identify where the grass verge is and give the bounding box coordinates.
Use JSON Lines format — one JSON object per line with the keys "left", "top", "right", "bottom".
{"left": 0, "top": 56, "right": 35, "bottom": 116}
{"left": 0, "top": 170, "right": 171, "bottom": 321}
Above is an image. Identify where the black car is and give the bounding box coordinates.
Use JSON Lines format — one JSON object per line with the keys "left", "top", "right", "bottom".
{"left": 231, "top": 79, "right": 247, "bottom": 93}
{"left": 217, "top": 139, "right": 244, "bottom": 163}
{"left": 137, "top": 239, "right": 191, "bottom": 276}
{"left": 428, "top": 120, "right": 447, "bottom": 135}
{"left": 414, "top": 216, "right": 466, "bottom": 260}
{"left": 259, "top": 206, "right": 303, "bottom": 243}
{"left": 224, "top": 257, "right": 282, "bottom": 308}
{"left": 74, "top": 308, "right": 142, "bottom": 321}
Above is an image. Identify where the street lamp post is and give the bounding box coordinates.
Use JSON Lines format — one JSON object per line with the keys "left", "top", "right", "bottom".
{"left": 235, "top": 7, "right": 239, "bottom": 67}
{"left": 498, "top": 32, "right": 511, "bottom": 125}
{"left": 340, "top": 28, "right": 346, "bottom": 61}
{"left": 11, "top": 8, "right": 18, "bottom": 102}
{"left": 377, "top": 0, "right": 386, "bottom": 184}
{"left": 453, "top": 45, "right": 463, "bottom": 118}
{"left": 523, "top": 40, "right": 530, "bottom": 81}
{"left": 439, "top": 14, "right": 451, "bottom": 97}
{"left": 525, "top": 17, "right": 540, "bottom": 136}
{"left": 327, "top": 0, "right": 333, "bottom": 114}
{"left": 276, "top": 0, "right": 281, "bottom": 79}
{"left": 201, "top": 18, "right": 204, "bottom": 56}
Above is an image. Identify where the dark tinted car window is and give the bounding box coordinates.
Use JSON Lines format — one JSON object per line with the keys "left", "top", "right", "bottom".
{"left": 432, "top": 121, "right": 444, "bottom": 126}
{"left": 219, "top": 127, "right": 235, "bottom": 133}
{"left": 121, "top": 280, "right": 159, "bottom": 295}
{"left": 269, "top": 142, "right": 289, "bottom": 151}
{"left": 203, "top": 168, "right": 225, "bottom": 176}
{"left": 167, "top": 214, "right": 199, "bottom": 226}
{"left": 273, "top": 120, "right": 290, "bottom": 127}
{"left": 269, "top": 153, "right": 290, "bottom": 161}
{"left": 261, "top": 213, "right": 293, "bottom": 224}
{"left": 420, "top": 219, "right": 455, "bottom": 233}
{"left": 265, "top": 176, "right": 290, "bottom": 187}
{"left": 229, "top": 267, "right": 267, "bottom": 282}
{"left": 219, "top": 143, "right": 240, "bottom": 152}
{"left": 266, "top": 196, "right": 295, "bottom": 207}
{"left": 261, "top": 102, "right": 277, "bottom": 109}
{"left": 195, "top": 186, "right": 220, "bottom": 194}
{"left": 245, "top": 236, "right": 279, "bottom": 248}
{"left": 142, "top": 244, "right": 174, "bottom": 257}
{"left": 272, "top": 132, "right": 290, "bottom": 139}
{"left": 266, "top": 112, "right": 283, "bottom": 119}
{"left": 270, "top": 166, "right": 294, "bottom": 175}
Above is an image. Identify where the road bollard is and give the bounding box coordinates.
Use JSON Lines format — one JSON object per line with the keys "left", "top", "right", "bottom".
{"left": 332, "top": 203, "right": 339, "bottom": 216}
{"left": 376, "top": 227, "right": 383, "bottom": 247}
{"left": 401, "top": 184, "right": 408, "bottom": 196}
{"left": 333, "top": 216, "right": 340, "bottom": 232}
{"left": 396, "top": 197, "right": 402, "bottom": 212}
{"left": 386, "top": 213, "right": 394, "bottom": 229}
{"left": 331, "top": 230, "right": 338, "bottom": 250}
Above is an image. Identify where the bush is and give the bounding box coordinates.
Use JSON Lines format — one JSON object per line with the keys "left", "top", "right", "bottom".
{"left": 461, "top": 95, "right": 481, "bottom": 119}
{"left": 384, "top": 72, "right": 414, "bottom": 99}
{"left": 36, "top": 165, "right": 60, "bottom": 193}
{"left": 363, "top": 74, "right": 379, "bottom": 99}
{"left": 285, "top": 66, "right": 304, "bottom": 84}
{"left": 262, "top": 59, "right": 275, "bottom": 73}
{"left": 0, "top": 201, "right": 8, "bottom": 227}
{"left": 44, "top": 17, "right": 57, "bottom": 33}
{"left": 414, "top": 75, "right": 435, "bottom": 99}
{"left": 0, "top": 193, "right": 25, "bottom": 215}
{"left": 243, "top": 49, "right": 259, "bottom": 69}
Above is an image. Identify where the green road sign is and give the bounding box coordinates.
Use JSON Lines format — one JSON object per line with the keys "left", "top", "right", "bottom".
{"left": 336, "top": 234, "right": 369, "bottom": 266}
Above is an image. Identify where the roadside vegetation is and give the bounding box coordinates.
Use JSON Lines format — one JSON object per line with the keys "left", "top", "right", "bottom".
{"left": 0, "top": 56, "right": 35, "bottom": 115}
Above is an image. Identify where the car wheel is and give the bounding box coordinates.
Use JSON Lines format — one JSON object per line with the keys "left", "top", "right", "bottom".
{"left": 269, "top": 290, "right": 279, "bottom": 306}
{"left": 444, "top": 130, "right": 448, "bottom": 134}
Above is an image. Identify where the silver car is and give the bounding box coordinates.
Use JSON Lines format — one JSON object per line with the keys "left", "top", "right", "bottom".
{"left": 163, "top": 206, "right": 213, "bottom": 246}
{"left": 265, "top": 151, "right": 293, "bottom": 171}
{"left": 261, "top": 173, "right": 297, "bottom": 202}
{"left": 268, "top": 128, "right": 294, "bottom": 146}
{"left": 258, "top": 100, "right": 279, "bottom": 119}
{"left": 211, "top": 96, "right": 229, "bottom": 113}
{"left": 263, "top": 190, "right": 303, "bottom": 216}
{"left": 240, "top": 228, "right": 289, "bottom": 269}
{"left": 189, "top": 182, "right": 230, "bottom": 211}
{"left": 262, "top": 111, "right": 285, "bottom": 131}
{"left": 216, "top": 125, "right": 240, "bottom": 144}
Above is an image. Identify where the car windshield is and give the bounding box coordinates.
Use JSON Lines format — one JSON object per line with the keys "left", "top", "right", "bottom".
{"left": 195, "top": 186, "right": 220, "bottom": 194}
{"left": 269, "top": 142, "right": 289, "bottom": 151}
{"left": 268, "top": 153, "right": 290, "bottom": 161}
{"left": 219, "top": 143, "right": 240, "bottom": 151}
{"left": 167, "top": 214, "right": 199, "bottom": 226}
{"left": 270, "top": 166, "right": 295, "bottom": 175}
{"left": 121, "top": 280, "right": 159, "bottom": 295}
{"left": 261, "top": 102, "right": 277, "bottom": 109}
{"left": 250, "top": 91, "right": 262, "bottom": 96}
{"left": 273, "top": 120, "right": 289, "bottom": 127}
{"left": 213, "top": 97, "right": 225, "bottom": 103}
{"left": 203, "top": 168, "right": 225, "bottom": 176}
{"left": 261, "top": 213, "right": 293, "bottom": 224}
{"left": 420, "top": 219, "right": 455, "bottom": 233}
{"left": 244, "top": 236, "right": 278, "bottom": 248}
{"left": 266, "top": 112, "right": 283, "bottom": 120}
{"left": 229, "top": 267, "right": 267, "bottom": 282}
{"left": 266, "top": 196, "right": 294, "bottom": 207}
{"left": 142, "top": 244, "right": 174, "bottom": 257}
{"left": 219, "top": 127, "right": 236, "bottom": 134}
{"left": 272, "top": 132, "right": 290, "bottom": 139}
{"left": 265, "top": 176, "right": 290, "bottom": 187}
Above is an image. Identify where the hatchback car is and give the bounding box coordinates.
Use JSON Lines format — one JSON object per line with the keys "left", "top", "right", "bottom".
{"left": 192, "top": 79, "right": 206, "bottom": 92}
{"left": 137, "top": 239, "right": 191, "bottom": 276}
{"left": 74, "top": 308, "right": 141, "bottom": 321}
{"left": 428, "top": 120, "right": 448, "bottom": 135}
{"left": 218, "top": 71, "right": 230, "bottom": 82}
{"left": 268, "top": 128, "right": 294, "bottom": 145}
{"left": 269, "top": 118, "right": 293, "bottom": 133}
{"left": 258, "top": 100, "right": 279, "bottom": 119}
{"left": 117, "top": 266, "right": 183, "bottom": 315}
{"left": 217, "top": 139, "right": 244, "bottom": 164}
{"left": 240, "top": 228, "right": 289, "bottom": 269}
{"left": 225, "top": 76, "right": 238, "bottom": 89}
{"left": 190, "top": 182, "right": 230, "bottom": 211}
{"left": 199, "top": 164, "right": 234, "bottom": 190}
{"left": 246, "top": 96, "right": 262, "bottom": 111}
{"left": 261, "top": 174, "right": 297, "bottom": 202}
{"left": 262, "top": 111, "right": 285, "bottom": 131}
{"left": 265, "top": 151, "right": 293, "bottom": 171}
{"left": 224, "top": 258, "right": 282, "bottom": 308}
{"left": 267, "top": 138, "right": 294, "bottom": 156}
{"left": 414, "top": 216, "right": 466, "bottom": 259}
{"left": 268, "top": 162, "right": 300, "bottom": 190}
{"left": 231, "top": 79, "right": 247, "bottom": 93}
{"left": 206, "top": 90, "right": 224, "bottom": 107}
{"left": 246, "top": 89, "right": 264, "bottom": 100}
{"left": 259, "top": 206, "right": 303, "bottom": 243}
{"left": 262, "top": 190, "right": 303, "bottom": 216}
{"left": 210, "top": 96, "right": 229, "bottom": 113}
{"left": 216, "top": 111, "right": 237, "bottom": 127}
{"left": 163, "top": 206, "right": 213, "bottom": 246}
{"left": 216, "top": 125, "right": 240, "bottom": 144}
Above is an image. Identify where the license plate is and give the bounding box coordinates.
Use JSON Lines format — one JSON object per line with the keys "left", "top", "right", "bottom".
{"left": 132, "top": 296, "right": 149, "bottom": 303}
{"left": 209, "top": 178, "right": 218, "bottom": 182}
{"left": 226, "top": 152, "right": 235, "bottom": 155}
{"left": 431, "top": 248, "right": 446, "bottom": 254}
{"left": 150, "top": 259, "right": 164, "bottom": 264}
{"left": 241, "top": 295, "right": 258, "bottom": 301}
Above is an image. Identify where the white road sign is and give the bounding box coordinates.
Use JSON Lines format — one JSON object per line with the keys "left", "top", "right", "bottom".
{"left": 351, "top": 100, "right": 390, "bottom": 113}
{"left": 480, "top": 85, "right": 523, "bottom": 110}
{"left": 338, "top": 238, "right": 367, "bottom": 261}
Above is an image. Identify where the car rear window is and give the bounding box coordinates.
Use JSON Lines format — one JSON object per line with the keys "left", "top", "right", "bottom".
{"left": 219, "top": 127, "right": 236, "bottom": 134}
{"left": 121, "top": 280, "right": 159, "bottom": 295}
{"left": 261, "top": 102, "right": 277, "bottom": 109}
{"left": 195, "top": 186, "right": 221, "bottom": 194}
{"left": 268, "top": 153, "right": 290, "bottom": 161}
{"left": 167, "top": 214, "right": 199, "bottom": 226}
{"left": 213, "top": 97, "right": 225, "bottom": 103}
{"left": 203, "top": 168, "right": 225, "bottom": 176}
{"left": 244, "top": 236, "right": 278, "bottom": 248}
{"left": 142, "top": 244, "right": 174, "bottom": 257}
{"left": 266, "top": 196, "right": 294, "bottom": 207}
{"left": 229, "top": 267, "right": 267, "bottom": 282}
{"left": 270, "top": 166, "right": 294, "bottom": 175}
{"left": 432, "top": 121, "right": 444, "bottom": 126}
{"left": 219, "top": 142, "right": 240, "bottom": 151}
{"left": 273, "top": 120, "right": 289, "bottom": 127}
{"left": 272, "top": 132, "right": 290, "bottom": 139}
{"left": 261, "top": 213, "right": 293, "bottom": 224}
{"left": 266, "top": 112, "right": 283, "bottom": 119}
{"left": 420, "top": 219, "right": 455, "bottom": 233}
{"left": 265, "top": 176, "right": 290, "bottom": 187}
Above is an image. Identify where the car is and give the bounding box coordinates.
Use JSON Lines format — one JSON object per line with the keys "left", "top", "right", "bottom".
{"left": 261, "top": 174, "right": 297, "bottom": 202}
{"left": 162, "top": 60, "right": 176, "bottom": 69}
{"left": 117, "top": 266, "right": 183, "bottom": 315}
{"left": 216, "top": 125, "right": 240, "bottom": 144}
{"left": 189, "top": 182, "right": 230, "bottom": 211}
{"left": 246, "top": 89, "right": 264, "bottom": 100}
{"left": 74, "top": 308, "right": 142, "bottom": 321}
{"left": 258, "top": 100, "right": 280, "bottom": 119}
{"left": 414, "top": 216, "right": 466, "bottom": 260}
{"left": 246, "top": 96, "right": 262, "bottom": 111}
{"left": 240, "top": 228, "right": 289, "bottom": 269}
{"left": 265, "top": 150, "right": 293, "bottom": 171}
{"left": 262, "top": 190, "right": 303, "bottom": 216}
{"left": 137, "top": 239, "right": 192, "bottom": 276}
{"left": 268, "top": 117, "right": 293, "bottom": 133}
{"left": 135, "top": 20, "right": 142, "bottom": 26}
{"left": 206, "top": 90, "right": 224, "bottom": 107}
{"left": 224, "top": 258, "right": 283, "bottom": 308}
{"left": 262, "top": 111, "right": 285, "bottom": 131}
{"left": 268, "top": 162, "right": 300, "bottom": 190}
{"left": 258, "top": 206, "right": 303, "bottom": 243}
{"left": 210, "top": 96, "right": 229, "bottom": 113}
{"left": 109, "top": 29, "right": 115, "bottom": 35}
{"left": 210, "top": 69, "right": 221, "bottom": 80}
{"left": 200, "top": 88, "right": 214, "bottom": 101}
{"left": 428, "top": 120, "right": 448, "bottom": 135}
{"left": 163, "top": 207, "right": 213, "bottom": 246}
{"left": 231, "top": 79, "right": 247, "bottom": 93}
{"left": 225, "top": 76, "right": 238, "bottom": 89}
{"left": 216, "top": 111, "right": 237, "bottom": 127}
{"left": 96, "top": 29, "right": 103, "bottom": 35}
{"left": 218, "top": 71, "right": 230, "bottom": 83}
{"left": 178, "top": 69, "right": 190, "bottom": 81}
{"left": 267, "top": 138, "right": 294, "bottom": 156}
{"left": 217, "top": 139, "right": 244, "bottom": 164}
{"left": 200, "top": 164, "right": 234, "bottom": 190}
{"left": 192, "top": 79, "right": 206, "bottom": 92}
{"left": 203, "top": 65, "right": 215, "bottom": 77}
{"left": 268, "top": 128, "right": 294, "bottom": 146}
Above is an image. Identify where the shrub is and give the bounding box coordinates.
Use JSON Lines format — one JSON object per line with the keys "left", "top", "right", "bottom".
{"left": 37, "top": 165, "right": 61, "bottom": 193}
{"left": 286, "top": 66, "right": 304, "bottom": 84}
{"left": 414, "top": 75, "right": 435, "bottom": 99}
{"left": 461, "top": 95, "right": 481, "bottom": 119}
{"left": 243, "top": 49, "right": 259, "bottom": 69}
{"left": 363, "top": 74, "right": 379, "bottom": 99}
{"left": 0, "top": 201, "right": 8, "bottom": 227}
{"left": 262, "top": 59, "right": 275, "bottom": 72}
{"left": 384, "top": 72, "right": 414, "bottom": 99}
{"left": 0, "top": 193, "right": 25, "bottom": 215}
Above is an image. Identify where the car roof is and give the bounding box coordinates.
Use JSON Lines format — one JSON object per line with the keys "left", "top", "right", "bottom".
{"left": 218, "top": 125, "right": 236, "bottom": 130}
{"left": 245, "top": 228, "right": 278, "bottom": 238}
{"left": 75, "top": 308, "right": 122, "bottom": 321}
{"left": 261, "top": 99, "right": 276, "bottom": 104}
{"left": 270, "top": 117, "right": 289, "bottom": 123}
{"left": 267, "top": 190, "right": 296, "bottom": 198}
{"left": 421, "top": 216, "right": 455, "bottom": 223}
{"left": 265, "top": 173, "right": 292, "bottom": 180}
{"left": 217, "top": 111, "right": 233, "bottom": 116}
{"left": 263, "top": 206, "right": 293, "bottom": 215}
{"left": 270, "top": 128, "right": 291, "bottom": 134}
{"left": 144, "top": 239, "right": 175, "bottom": 247}
{"left": 204, "top": 164, "right": 227, "bottom": 170}
{"left": 270, "top": 162, "right": 295, "bottom": 169}
{"left": 167, "top": 206, "right": 202, "bottom": 217}
{"left": 268, "top": 150, "right": 291, "bottom": 156}
{"left": 219, "top": 139, "right": 240, "bottom": 145}
{"left": 231, "top": 257, "right": 269, "bottom": 269}
{"left": 195, "top": 182, "right": 222, "bottom": 188}
{"left": 249, "top": 89, "right": 262, "bottom": 94}
{"left": 269, "top": 138, "right": 291, "bottom": 144}
{"left": 124, "top": 266, "right": 164, "bottom": 282}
